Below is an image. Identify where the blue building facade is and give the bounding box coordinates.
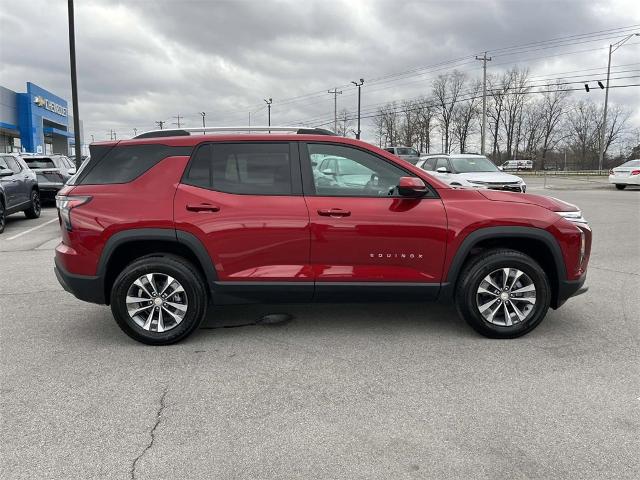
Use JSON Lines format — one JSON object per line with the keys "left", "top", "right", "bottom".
{"left": 0, "top": 82, "right": 79, "bottom": 155}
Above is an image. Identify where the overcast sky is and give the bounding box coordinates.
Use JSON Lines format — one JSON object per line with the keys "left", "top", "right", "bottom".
{"left": 0, "top": 0, "right": 639, "bottom": 146}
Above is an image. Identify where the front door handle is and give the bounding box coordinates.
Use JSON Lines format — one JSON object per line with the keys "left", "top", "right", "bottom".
{"left": 186, "top": 203, "right": 220, "bottom": 212}
{"left": 317, "top": 208, "right": 351, "bottom": 217}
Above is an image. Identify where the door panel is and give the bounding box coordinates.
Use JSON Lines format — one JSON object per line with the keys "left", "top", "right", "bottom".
{"left": 0, "top": 156, "right": 21, "bottom": 209}
{"left": 306, "top": 196, "right": 447, "bottom": 283}
{"left": 173, "top": 141, "right": 312, "bottom": 303}
{"left": 302, "top": 143, "right": 448, "bottom": 292}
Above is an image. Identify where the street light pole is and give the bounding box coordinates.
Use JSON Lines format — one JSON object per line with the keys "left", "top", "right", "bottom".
{"left": 199, "top": 112, "right": 206, "bottom": 134}
{"left": 264, "top": 98, "right": 273, "bottom": 132}
{"left": 67, "top": 0, "right": 82, "bottom": 168}
{"left": 351, "top": 79, "right": 364, "bottom": 140}
{"left": 599, "top": 33, "right": 639, "bottom": 171}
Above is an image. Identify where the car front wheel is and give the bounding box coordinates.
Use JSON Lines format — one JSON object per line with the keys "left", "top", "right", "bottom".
{"left": 455, "top": 249, "right": 551, "bottom": 338}
{"left": 0, "top": 201, "right": 5, "bottom": 233}
{"left": 110, "top": 254, "right": 207, "bottom": 345}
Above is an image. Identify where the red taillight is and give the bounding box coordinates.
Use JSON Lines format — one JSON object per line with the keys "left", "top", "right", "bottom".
{"left": 55, "top": 195, "right": 92, "bottom": 231}
{"left": 631, "top": 170, "right": 640, "bottom": 176}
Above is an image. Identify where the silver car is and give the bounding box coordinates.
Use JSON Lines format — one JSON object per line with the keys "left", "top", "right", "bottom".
{"left": 417, "top": 154, "right": 526, "bottom": 192}
{"left": 23, "top": 155, "right": 76, "bottom": 199}
{"left": 384, "top": 146, "right": 421, "bottom": 164}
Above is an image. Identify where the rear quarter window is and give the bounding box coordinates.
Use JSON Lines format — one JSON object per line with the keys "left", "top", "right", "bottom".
{"left": 77, "top": 144, "right": 193, "bottom": 185}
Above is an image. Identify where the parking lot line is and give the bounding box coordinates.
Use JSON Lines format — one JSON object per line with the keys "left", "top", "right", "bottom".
{"left": 5, "top": 217, "right": 59, "bottom": 241}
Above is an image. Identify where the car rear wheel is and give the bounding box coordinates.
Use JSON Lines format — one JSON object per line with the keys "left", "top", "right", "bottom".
{"left": 615, "top": 184, "right": 626, "bottom": 190}
{"left": 110, "top": 254, "right": 207, "bottom": 345}
{"left": 0, "top": 201, "right": 5, "bottom": 234}
{"left": 24, "top": 190, "right": 41, "bottom": 219}
{"left": 455, "top": 249, "right": 551, "bottom": 338}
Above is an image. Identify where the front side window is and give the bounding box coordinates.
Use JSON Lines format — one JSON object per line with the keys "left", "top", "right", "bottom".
{"left": 307, "top": 143, "right": 411, "bottom": 197}
{"left": 0, "top": 156, "right": 10, "bottom": 171}
{"left": 184, "top": 142, "right": 292, "bottom": 195}
{"left": 435, "top": 158, "right": 450, "bottom": 171}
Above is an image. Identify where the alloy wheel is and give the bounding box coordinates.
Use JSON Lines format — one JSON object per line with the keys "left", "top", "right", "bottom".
{"left": 125, "top": 273, "right": 188, "bottom": 333}
{"left": 476, "top": 267, "right": 536, "bottom": 326}
{"left": 32, "top": 191, "right": 41, "bottom": 215}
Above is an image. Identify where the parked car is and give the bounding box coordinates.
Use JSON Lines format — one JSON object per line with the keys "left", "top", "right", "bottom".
{"left": 384, "top": 146, "right": 421, "bottom": 164}
{"left": 500, "top": 160, "right": 533, "bottom": 171}
{"left": 608, "top": 159, "right": 640, "bottom": 190}
{"left": 23, "top": 155, "right": 76, "bottom": 200}
{"left": 0, "top": 154, "right": 41, "bottom": 233}
{"left": 54, "top": 127, "right": 590, "bottom": 345}
{"left": 417, "top": 154, "right": 527, "bottom": 192}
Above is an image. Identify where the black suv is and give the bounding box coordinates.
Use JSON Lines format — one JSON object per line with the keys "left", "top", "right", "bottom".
{"left": 0, "top": 154, "right": 41, "bottom": 233}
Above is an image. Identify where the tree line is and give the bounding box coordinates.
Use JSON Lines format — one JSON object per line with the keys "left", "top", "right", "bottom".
{"left": 336, "top": 67, "right": 636, "bottom": 170}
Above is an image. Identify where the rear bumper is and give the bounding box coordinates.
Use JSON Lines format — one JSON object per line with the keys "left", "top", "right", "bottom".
{"left": 553, "top": 273, "right": 588, "bottom": 309}
{"left": 54, "top": 258, "right": 106, "bottom": 304}
{"left": 608, "top": 175, "right": 640, "bottom": 185}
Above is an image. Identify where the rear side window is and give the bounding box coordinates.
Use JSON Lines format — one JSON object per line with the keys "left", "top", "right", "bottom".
{"left": 78, "top": 145, "right": 192, "bottom": 185}
{"left": 184, "top": 143, "right": 293, "bottom": 195}
{"left": 25, "top": 157, "right": 56, "bottom": 169}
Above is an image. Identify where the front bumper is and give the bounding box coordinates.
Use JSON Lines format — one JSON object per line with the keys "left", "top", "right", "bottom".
{"left": 54, "top": 258, "right": 106, "bottom": 304}
{"left": 553, "top": 273, "right": 588, "bottom": 309}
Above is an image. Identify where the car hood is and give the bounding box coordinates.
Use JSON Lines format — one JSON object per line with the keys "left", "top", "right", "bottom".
{"left": 478, "top": 189, "right": 578, "bottom": 212}
{"left": 455, "top": 171, "right": 523, "bottom": 183}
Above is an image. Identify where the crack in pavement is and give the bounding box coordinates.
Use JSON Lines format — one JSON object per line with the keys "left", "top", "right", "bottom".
{"left": 130, "top": 386, "right": 169, "bottom": 480}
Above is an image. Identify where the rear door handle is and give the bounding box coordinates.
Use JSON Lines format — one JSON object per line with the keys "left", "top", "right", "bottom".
{"left": 317, "top": 208, "right": 351, "bottom": 217}
{"left": 186, "top": 203, "right": 220, "bottom": 212}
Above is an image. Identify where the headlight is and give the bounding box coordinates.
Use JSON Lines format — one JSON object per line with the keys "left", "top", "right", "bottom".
{"left": 466, "top": 180, "right": 489, "bottom": 189}
{"left": 557, "top": 210, "right": 588, "bottom": 225}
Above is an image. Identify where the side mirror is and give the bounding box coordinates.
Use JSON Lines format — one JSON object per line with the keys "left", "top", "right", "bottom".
{"left": 397, "top": 176, "right": 427, "bottom": 197}
{"left": 436, "top": 166, "right": 449, "bottom": 174}
{"left": 498, "top": 166, "right": 503, "bottom": 171}
{"left": 322, "top": 169, "right": 335, "bottom": 176}
{"left": 68, "top": 168, "right": 76, "bottom": 175}
{"left": 0, "top": 168, "right": 13, "bottom": 177}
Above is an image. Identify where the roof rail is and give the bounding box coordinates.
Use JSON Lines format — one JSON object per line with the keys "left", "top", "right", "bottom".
{"left": 133, "top": 126, "right": 335, "bottom": 139}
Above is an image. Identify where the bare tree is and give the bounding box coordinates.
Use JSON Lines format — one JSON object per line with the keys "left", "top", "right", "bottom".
{"left": 452, "top": 79, "right": 481, "bottom": 153}
{"left": 432, "top": 70, "right": 465, "bottom": 154}
{"left": 538, "top": 85, "right": 570, "bottom": 168}
{"left": 501, "top": 67, "right": 530, "bottom": 159}
{"left": 336, "top": 109, "right": 353, "bottom": 137}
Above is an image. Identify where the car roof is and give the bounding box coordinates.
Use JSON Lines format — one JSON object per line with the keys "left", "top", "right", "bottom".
{"left": 421, "top": 153, "right": 486, "bottom": 158}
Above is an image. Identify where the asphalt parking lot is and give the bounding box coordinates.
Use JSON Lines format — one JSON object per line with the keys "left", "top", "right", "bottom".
{"left": 1, "top": 178, "right": 638, "bottom": 479}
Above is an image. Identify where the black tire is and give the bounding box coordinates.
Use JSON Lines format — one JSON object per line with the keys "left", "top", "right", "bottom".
{"left": 615, "top": 184, "right": 626, "bottom": 190}
{"left": 0, "top": 200, "right": 5, "bottom": 234}
{"left": 24, "top": 190, "right": 41, "bottom": 219}
{"left": 455, "top": 249, "right": 551, "bottom": 339}
{"left": 110, "top": 254, "right": 207, "bottom": 345}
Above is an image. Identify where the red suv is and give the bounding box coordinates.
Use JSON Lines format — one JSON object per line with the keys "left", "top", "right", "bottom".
{"left": 54, "top": 128, "right": 590, "bottom": 345}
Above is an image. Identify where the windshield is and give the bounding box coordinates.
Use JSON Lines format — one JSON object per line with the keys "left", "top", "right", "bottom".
{"left": 451, "top": 156, "right": 499, "bottom": 173}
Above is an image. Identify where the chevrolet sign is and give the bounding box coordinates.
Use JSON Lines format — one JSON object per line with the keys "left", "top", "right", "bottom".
{"left": 33, "top": 96, "right": 67, "bottom": 117}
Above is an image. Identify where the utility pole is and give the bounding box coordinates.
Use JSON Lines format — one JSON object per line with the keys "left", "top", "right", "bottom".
{"left": 67, "top": 0, "right": 83, "bottom": 166}
{"left": 475, "top": 52, "right": 492, "bottom": 156}
{"left": 199, "top": 112, "right": 206, "bottom": 134}
{"left": 90, "top": 134, "right": 94, "bottom": 143}
{"left": 155, "top": 120, "right": 165, "bottom": 130}
{"left": 328, "top": 88, "right": 342, "bottom": 133}
{"left": 351, "top": 79, "right": 364, "bottom": 140}
{"left": 172, "top": 114, "right": 182, "bottom": 128}
{"left": 599, "top": 33, "right": 639, "bottom": 171}
{"left": 264, "top": 98, "right": 273, "bottom": 132}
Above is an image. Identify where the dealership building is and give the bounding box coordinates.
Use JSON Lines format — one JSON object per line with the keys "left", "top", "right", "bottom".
{"left": 0, "top": 82, "right": 82, "bottom": 155}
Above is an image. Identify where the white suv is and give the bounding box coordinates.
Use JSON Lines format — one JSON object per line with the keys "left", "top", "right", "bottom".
{"left": 417, "top": 154, "right": 526, "bottom": 193}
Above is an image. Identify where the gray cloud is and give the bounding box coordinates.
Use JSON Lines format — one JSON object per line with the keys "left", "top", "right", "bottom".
{"left": 0, "top": 0, "right": 638, "bottom": 143}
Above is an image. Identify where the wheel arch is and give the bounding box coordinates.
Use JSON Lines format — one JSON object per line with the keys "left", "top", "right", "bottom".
{"left": 441, "top": 226, "right": 567, "bottom": 308}
{"left": 99, "top": 228, "right": 217, "bottom": 304}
